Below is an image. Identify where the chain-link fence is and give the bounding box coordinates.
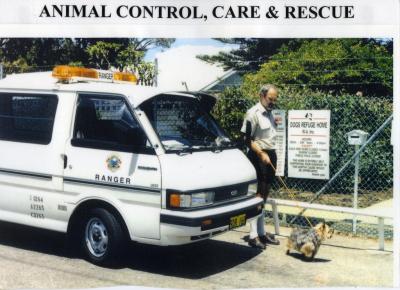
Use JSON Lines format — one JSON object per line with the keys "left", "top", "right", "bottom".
{"left": 264, "top": 98, "right": 393, "bottom": 239}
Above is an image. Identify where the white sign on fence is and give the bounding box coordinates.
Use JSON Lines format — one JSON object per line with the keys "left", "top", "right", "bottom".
{"left": 272, "top": 110, "right": 286, "bottom": 176}
{"left": 288, "top": 110, "right": 330, "bottom": 180}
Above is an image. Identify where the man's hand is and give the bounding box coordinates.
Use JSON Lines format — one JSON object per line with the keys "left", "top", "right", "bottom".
{"left": 259, "top": 151, "right": 271, "bottom": 165}
{"left": 250, "top": 140, "right": 271, "bottom": 165}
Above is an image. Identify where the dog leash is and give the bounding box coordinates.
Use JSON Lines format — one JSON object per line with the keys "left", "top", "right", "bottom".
{"left": 265, "top": 157, "right": 314, "bottom": 228}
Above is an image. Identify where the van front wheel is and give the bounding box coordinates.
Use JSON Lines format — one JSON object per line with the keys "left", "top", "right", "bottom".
{"left": 82, "top": 208, "right": 124, "bottom": 266}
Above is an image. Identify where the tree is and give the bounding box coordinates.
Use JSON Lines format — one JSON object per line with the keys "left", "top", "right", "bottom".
{"left": 136, "top": 62, "right": 156, "bottom": 86}
{"left": 0, "top": 38, "right": 175, "bottom": 84}
{"left": 0, "top": 39, "right": 66, "bottom": 70}
{"left": 242, "top": 39, "right": 393, "bottom": 98}
{"left": 86, "top": 42, "right": 123, "bottom": 69}
{"left": 0, "top": 38, "right": 175, "bottom": 75}
{"left": 128, "top": 38, "right": 175, "bottom": 51}
{"left": 85, "top": 42, "right": 143, "bottom": 70}
{"left": 211, "top": 87, "right": 253, "bottom": 141}
{"left": 197, "top": 38, "right": 295, "bottom": 72}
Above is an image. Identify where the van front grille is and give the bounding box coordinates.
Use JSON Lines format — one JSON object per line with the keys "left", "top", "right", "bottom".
{"left": 213, "top": 183, "right": 249, "bottom": 202}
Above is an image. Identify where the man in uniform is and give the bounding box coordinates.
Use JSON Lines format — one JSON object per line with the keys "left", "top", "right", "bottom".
{"left": 241, "top": 84, "right": 280, "bottom": 249}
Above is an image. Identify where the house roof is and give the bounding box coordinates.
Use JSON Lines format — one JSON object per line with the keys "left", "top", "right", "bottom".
{"left": 200, "top": 69, "right": 241, "bottom": 92}
{"left": 155, "top": 45, "right": 231, "bottom": 91}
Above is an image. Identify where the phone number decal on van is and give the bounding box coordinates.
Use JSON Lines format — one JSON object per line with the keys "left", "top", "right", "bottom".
{"left": 29, "top": 194, "right": 45, "bottom": 219}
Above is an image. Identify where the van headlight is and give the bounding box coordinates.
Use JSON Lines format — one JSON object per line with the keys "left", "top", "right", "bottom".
{"left": 168, "top": 190, "right": 215, "bottom": 209}
{"left": 248, "top": 181, "right": 258, "bottom": 196}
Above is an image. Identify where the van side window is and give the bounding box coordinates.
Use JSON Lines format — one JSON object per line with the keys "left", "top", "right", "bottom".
{"left": 0, "top": 93, "right": 58, "bottom": 145}
{"left": 72, "top": 94, "right": 153, "bottom": 154}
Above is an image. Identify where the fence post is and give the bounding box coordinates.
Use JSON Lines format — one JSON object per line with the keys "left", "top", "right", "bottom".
{"left": 270, "top": 200, "right": 280, "bottom": 235}
{"left": 353, "top": 144, "right": 360, "bottom": 234}
{"left": 378, "top": 217, "right": 385, "bottom": 251}
{"left": 282, "top": 213, "right": 287, "bottom": 225}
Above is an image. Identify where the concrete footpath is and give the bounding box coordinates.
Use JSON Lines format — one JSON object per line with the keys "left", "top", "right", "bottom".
{"left": 0, "top": 221, "right": 393, "bottom": 289}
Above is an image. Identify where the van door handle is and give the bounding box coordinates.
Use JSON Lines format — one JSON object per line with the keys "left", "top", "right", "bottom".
{"left": 61, "top": 154, "right": 68, "bottom": 169}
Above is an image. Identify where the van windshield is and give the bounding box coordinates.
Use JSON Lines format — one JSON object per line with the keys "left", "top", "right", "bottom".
{"left": 140, "top": 95, "right": 234, "bottom": 152}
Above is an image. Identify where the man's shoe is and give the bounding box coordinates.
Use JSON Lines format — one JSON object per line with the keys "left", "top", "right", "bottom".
{"left": 258, "top": 235, "right": 268, "bottom": 245}
{"left": 260, "top": 233, "right": 280, "bottom": 245}
{"left": 248, "top": 237, "right": 266, "bottom": 250}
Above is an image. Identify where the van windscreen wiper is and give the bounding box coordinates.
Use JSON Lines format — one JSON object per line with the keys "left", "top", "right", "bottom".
{"left": 164, "top": 144, "right": 194, "bottom": 155}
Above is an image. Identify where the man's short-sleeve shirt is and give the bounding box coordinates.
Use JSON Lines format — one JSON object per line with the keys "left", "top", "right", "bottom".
{"left": 241, "top": 102, "right": 277, "bottom": 150}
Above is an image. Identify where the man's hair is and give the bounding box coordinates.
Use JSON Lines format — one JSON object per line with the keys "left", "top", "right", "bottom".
{"left": 259, "top": 84, "right": 277, "bottom": 97}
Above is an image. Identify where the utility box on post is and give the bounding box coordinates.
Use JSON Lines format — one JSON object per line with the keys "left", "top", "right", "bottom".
{"left": 346, "top": 129, "right": 369, "bottom": 234}
{"left": 346, "top": 130, "right": 369, "bottom": 146}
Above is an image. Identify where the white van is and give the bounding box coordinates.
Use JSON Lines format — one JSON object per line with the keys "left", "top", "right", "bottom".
{"left": 0, "top": 66, "right": 262, "bottom": 265}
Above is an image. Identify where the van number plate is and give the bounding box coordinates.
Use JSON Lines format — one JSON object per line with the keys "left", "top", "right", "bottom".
{"left": 229, "top": 214, "right": 246, "bottom": 229}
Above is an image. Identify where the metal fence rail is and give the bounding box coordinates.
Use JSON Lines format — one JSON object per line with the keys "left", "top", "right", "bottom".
{"left": 266, "top": 198, "right": 392, "bottom": 250}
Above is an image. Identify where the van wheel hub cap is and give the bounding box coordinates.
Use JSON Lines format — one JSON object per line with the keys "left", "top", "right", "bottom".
{"left": 85, "top": 218, "right": 108, "bottom": 257}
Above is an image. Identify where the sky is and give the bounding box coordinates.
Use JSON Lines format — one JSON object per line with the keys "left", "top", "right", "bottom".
{"left": 144, "top": 38, "right": 238, "bottom": 61}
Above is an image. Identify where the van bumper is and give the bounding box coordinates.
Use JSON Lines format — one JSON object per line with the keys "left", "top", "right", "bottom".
{"left": 159, "top": 197, "right": 264, "bottom": 245}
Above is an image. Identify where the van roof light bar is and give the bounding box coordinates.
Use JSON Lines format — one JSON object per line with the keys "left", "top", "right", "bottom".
{"left": 52, "top": 65, "right": 137, "bottom": 84}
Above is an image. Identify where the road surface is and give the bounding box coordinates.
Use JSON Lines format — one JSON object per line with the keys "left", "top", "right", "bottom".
{"left": 0, "top": 221, "right": 393, "bottom": 289}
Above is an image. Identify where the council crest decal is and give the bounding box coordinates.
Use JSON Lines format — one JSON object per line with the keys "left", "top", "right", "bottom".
{"left": 106, "top": 155, "right": 121, "bottom": 172}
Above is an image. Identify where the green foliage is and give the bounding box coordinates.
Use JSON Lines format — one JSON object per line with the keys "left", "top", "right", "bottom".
{"left": 243, "top": 39, "right": 393, "bottom": 98}
{"left": 213, "top": 87, "right": 393, "bottom": 192}
{"left": 117, "top": 44, "right": 145, "bottom": 68}
{"left": 86, "top": 42, "right": 145, "bottom": 71}
{"left": 197, "top": 38, "right": 294, "bottom": 72}
{"left": 2, "top": 58, "right": 30, "bottom": 74}
{"left": 211, "top": 87, "right": 254, "bottom": 141}
{"left": 86, "top": 41, "right": 124, "bottom": 70}
{"left": 0, "top": 38, "right": 174, "bottom": 84}
{"left": 136, "top": 62, "right": 156, "bottom": 86}
{"left": 0, "top": 39, "right": 67, "bottom": 69}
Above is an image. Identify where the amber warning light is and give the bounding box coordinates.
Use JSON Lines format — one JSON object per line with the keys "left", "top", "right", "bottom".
{"left": 52, "top": 65, "right": 137, "bottom": 84}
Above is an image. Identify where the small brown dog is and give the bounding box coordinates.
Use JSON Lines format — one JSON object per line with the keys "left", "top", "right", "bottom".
{"left": 286, "top": 222, "right": 334, "bottom": 260}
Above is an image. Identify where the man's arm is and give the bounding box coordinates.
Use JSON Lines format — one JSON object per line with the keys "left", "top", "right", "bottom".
{"left": 250, "top": 141, "right": 271, "bottom": 165}
{"left": 243, "top": 120, "right": 271, "bottom": 165}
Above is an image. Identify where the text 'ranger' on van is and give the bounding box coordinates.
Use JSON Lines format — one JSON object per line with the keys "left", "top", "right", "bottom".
{"left": 0, "top": 66, "right": 263, "bottom": 265}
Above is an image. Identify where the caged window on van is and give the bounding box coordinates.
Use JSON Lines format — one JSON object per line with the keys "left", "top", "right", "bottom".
{"left": 72, "top": 94, "right": 150, "bottom": 153}
{"left": 141, "top": 95, "right": 229, "bottom": 150}
{"left": 0, "top": 93, "right": 58, "bottom": 145}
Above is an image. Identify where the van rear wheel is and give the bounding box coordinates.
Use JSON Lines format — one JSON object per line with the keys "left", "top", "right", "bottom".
{"left": 81, "top": 208, "right": 124, "bottom": 266}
